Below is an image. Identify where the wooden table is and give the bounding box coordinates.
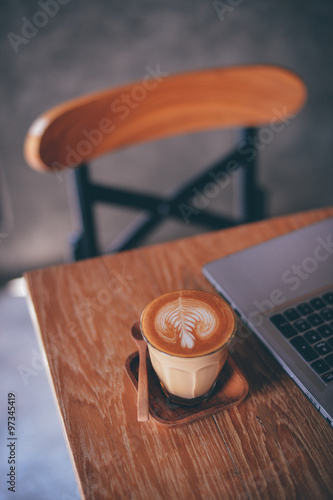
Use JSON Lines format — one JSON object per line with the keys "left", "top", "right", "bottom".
{"left": 25, "top": 207, "right": 333, "bottom": 500}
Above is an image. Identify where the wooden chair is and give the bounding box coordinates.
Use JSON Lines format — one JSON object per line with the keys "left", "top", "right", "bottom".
{"left": 24, "top": 65, "right": 306, "bottom": 260}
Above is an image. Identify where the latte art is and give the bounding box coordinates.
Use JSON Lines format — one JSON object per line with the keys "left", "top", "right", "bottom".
{"left": 141, "top": 290, "right": 237, "bottom": 402}
{"left": 141, "top": 289, "right": 236, "bottom": 357}
{"left": 155, "top": 297, "right": 218, "bottom": 349}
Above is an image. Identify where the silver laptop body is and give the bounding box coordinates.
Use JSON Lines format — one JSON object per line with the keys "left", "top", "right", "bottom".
{"left": 203, "top": 217, "right": 333, "bottom": 427}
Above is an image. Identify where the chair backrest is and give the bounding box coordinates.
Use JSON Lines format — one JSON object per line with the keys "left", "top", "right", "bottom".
{"left": 24, "top": 65, "right": 306, "bottom": 173}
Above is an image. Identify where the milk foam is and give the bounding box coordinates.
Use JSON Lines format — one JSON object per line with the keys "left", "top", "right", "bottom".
{"left": 154, "top": 297, "right": 218, "bottom": 349}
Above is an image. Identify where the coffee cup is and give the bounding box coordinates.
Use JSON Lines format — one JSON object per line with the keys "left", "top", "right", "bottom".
{"left": 140, "top": 289, "right": 236, "bottom": 405}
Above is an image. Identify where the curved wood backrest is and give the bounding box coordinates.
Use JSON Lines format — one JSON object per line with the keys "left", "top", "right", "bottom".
{"left": 24, "top": 65, "right": 307, "bottom": 173}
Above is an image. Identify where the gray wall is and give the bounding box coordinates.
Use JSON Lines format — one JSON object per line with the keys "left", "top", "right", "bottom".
{"left": 1, "top": 0, "right": 333, "bottom": 282}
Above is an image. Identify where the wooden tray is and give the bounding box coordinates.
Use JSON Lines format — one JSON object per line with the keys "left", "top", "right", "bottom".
{"left": 125, "top": 351, "right": 249, "bottom": 427}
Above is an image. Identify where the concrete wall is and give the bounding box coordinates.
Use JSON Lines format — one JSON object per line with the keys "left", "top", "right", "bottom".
{"left": 1, "top": 0, "right": 332, "bottom": 281}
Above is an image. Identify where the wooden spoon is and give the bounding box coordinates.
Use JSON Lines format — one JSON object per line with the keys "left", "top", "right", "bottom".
{"left": 131, "top": 322, "right": 149, "bottom": 422}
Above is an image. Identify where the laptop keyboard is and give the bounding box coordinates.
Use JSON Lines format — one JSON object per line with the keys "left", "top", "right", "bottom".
{"left": 270, "top": 290, "right": 333, "bottom": 384}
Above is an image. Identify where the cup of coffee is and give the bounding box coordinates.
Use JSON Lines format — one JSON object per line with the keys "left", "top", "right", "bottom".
{"left": 140, "top": 289, "right": 236, "bottom": 405}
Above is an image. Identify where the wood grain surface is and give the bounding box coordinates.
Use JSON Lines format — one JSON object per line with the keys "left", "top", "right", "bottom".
{"left": 131, "top": 323, "right": 149, "bottom": 422}
{"left": 25, "top": 207, "right": 333, "bottom": 500}
{"left": 125, "top": 351, "right": 249, "bottom": 428}
{"left": 24, "top": 65, "right": 306, "bottom": 172}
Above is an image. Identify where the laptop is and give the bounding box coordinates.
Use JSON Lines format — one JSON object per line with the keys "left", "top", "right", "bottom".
{"left": 203, "top": 216, "right": 333, "bottom": 427}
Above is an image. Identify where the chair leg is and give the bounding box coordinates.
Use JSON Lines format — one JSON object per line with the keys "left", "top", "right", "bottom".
{"left": 233, "top": 127, "right": 266, "bottom": 223}
{"left": 69, "top": 164, "right": 99, "bottom": 260}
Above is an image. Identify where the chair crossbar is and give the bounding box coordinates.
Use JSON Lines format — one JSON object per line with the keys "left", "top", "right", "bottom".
{"left": 70, "top": 127, "right": 263, "bottom": 259}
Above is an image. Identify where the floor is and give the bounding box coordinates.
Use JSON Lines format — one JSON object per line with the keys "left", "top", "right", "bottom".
{"left": 0, "top": 280, "right": 78, "bottom": 500}
{"left": 1, "top": 1, "right": 333, "bottom": 498}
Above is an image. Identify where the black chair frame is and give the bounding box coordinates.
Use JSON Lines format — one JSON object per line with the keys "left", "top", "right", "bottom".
{"left": 70, "top": 127, "right": 264, "bottom": 261}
